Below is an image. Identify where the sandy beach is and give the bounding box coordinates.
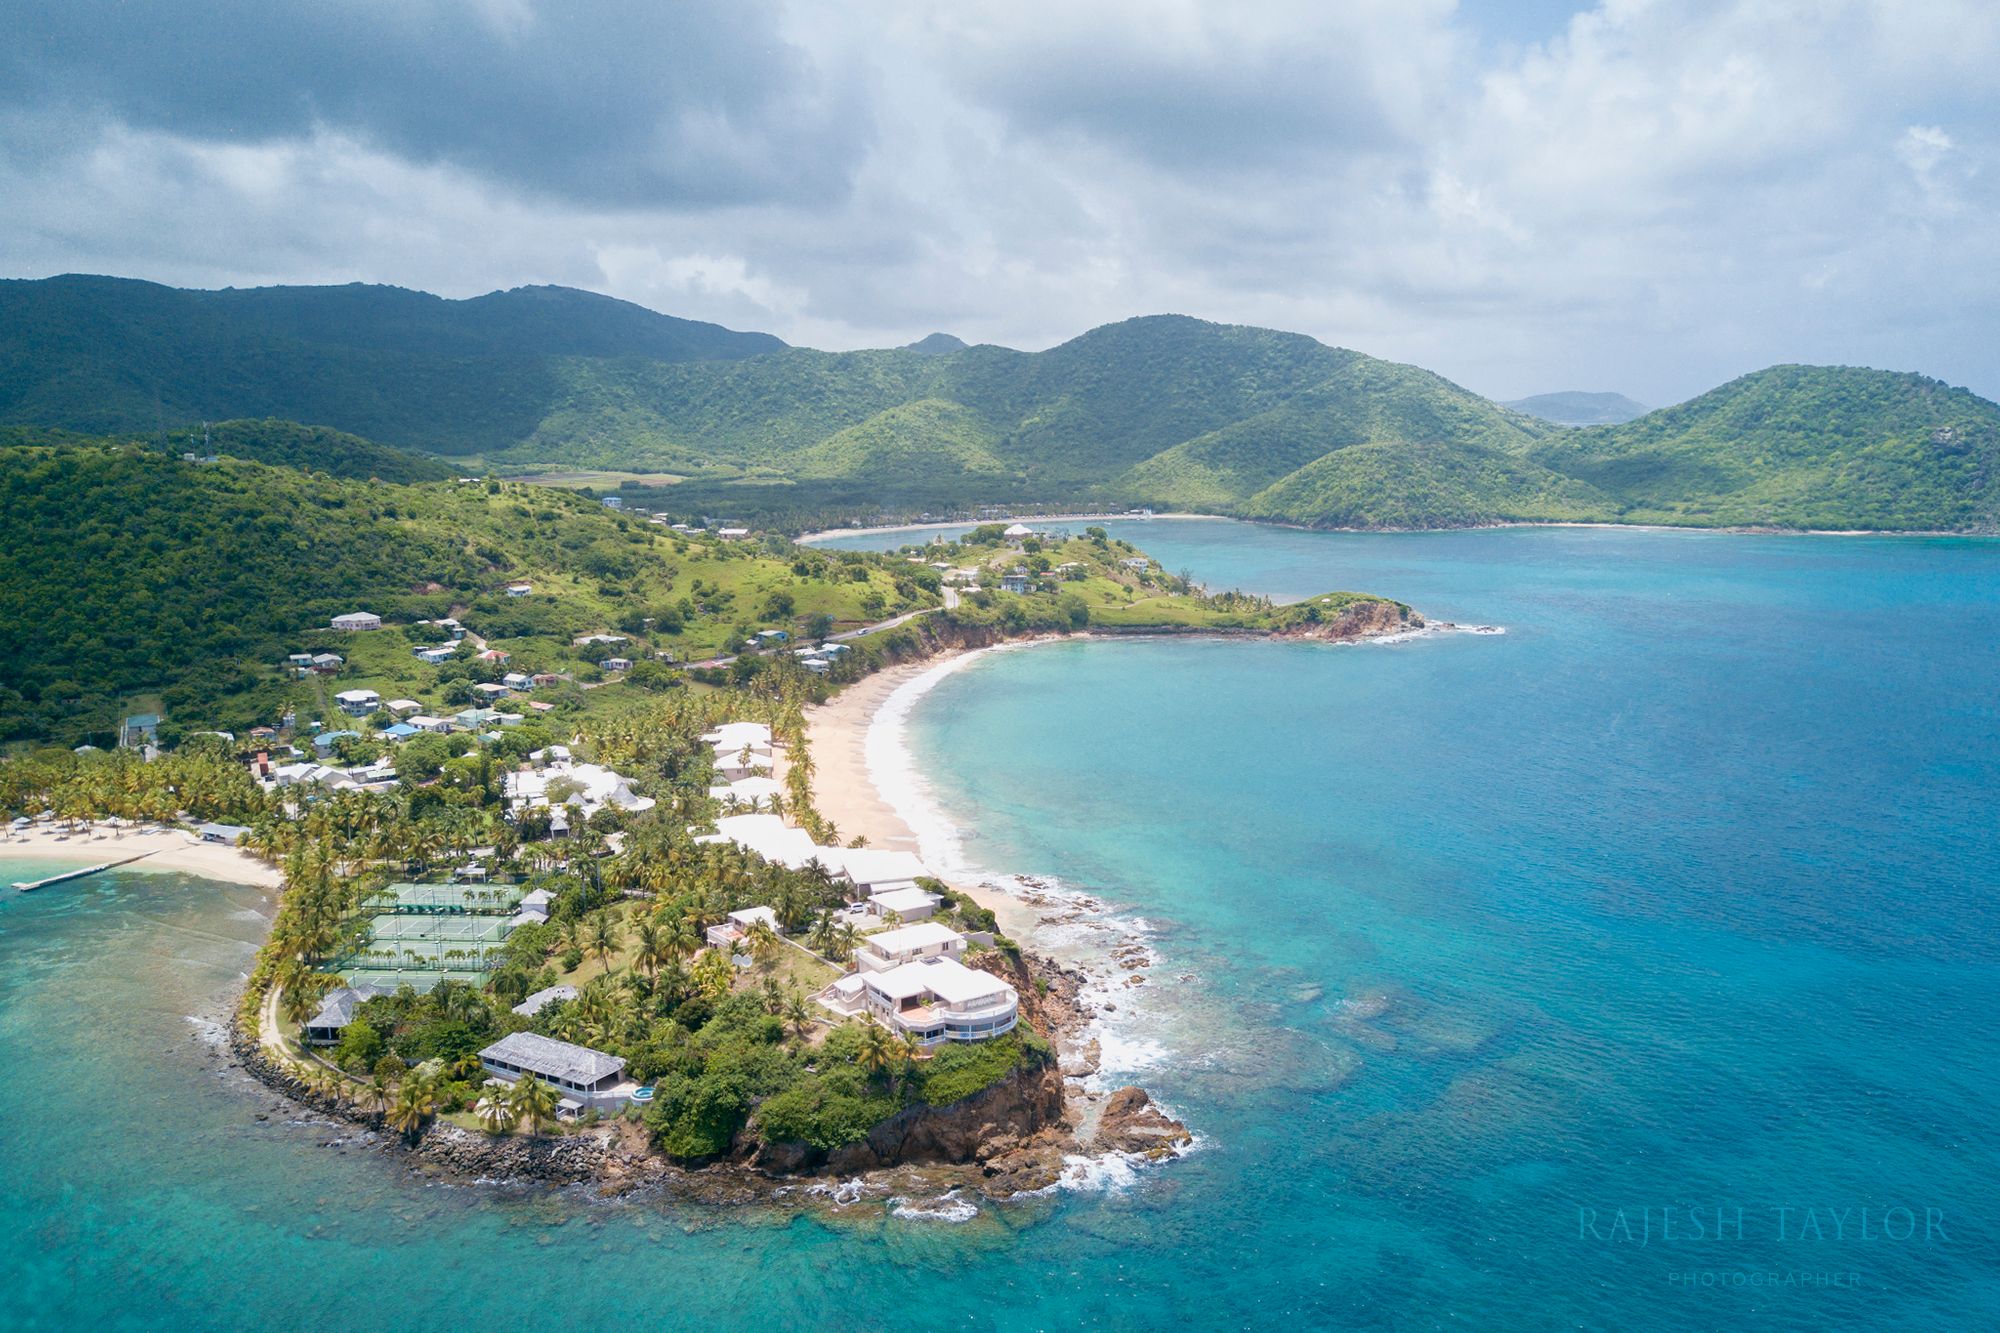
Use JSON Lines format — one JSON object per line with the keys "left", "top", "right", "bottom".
{"left": 803, "top": 648, "right": 1041, "bottom": 941}
{"left": 1, "top": 824, "right": 283, "bottom": 889}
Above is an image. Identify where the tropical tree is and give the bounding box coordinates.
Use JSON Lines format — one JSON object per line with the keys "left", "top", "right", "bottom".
{"left": 856, "top": 1021, "right": 897, "bottom": 1087}
{"left": 588, "top": 910, "right": 622, "bottom": 974}
{"left": 387, "top": 1076, "right": 437, "bottom": 1142}
{"left": 474, "top": 1092, "right": 517, "bottom": 1135}
{"left": 509, "top": 1074, "right": 560, "bottom": 1135}
{"left": 784, "top": 989, "right": 815, "bottom": 1044}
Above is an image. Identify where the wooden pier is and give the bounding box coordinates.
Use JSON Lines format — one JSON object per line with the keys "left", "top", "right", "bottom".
{"left": 12, "top": 850, "right": 159, "bottom": 891}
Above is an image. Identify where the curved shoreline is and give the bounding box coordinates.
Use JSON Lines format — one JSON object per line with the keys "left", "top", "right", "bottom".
{"left": 1, "top": 825, "right": 282, "bottom": 888}
{"left": 802, "top": 512, "right": 1996, "bottom": 544}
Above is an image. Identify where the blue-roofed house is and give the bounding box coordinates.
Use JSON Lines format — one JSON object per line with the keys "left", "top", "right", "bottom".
{"left": 381, "top": 722, "right": 419, "bottom": 741}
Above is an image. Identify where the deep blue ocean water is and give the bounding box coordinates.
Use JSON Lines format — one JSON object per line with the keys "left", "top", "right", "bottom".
{"left": 5, "top": 521, "right": 1998, "bottom": 1330}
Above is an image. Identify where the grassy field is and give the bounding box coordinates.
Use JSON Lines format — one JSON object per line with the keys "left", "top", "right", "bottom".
{"left": 507, "top": 469, "right": 691, "bottom": 490}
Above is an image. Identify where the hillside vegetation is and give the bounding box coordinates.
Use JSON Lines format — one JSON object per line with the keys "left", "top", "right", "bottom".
{"left": 3, "top": 277, "right": 1995, "bottom": 531}
{"left": 0, "top": 444, "right": 937, "bottom": 744}
{"left": 1529, "top": 366, "right": 2000, "bottom": 529}
{"left": 1505, "top": 391, "right": 1650, "bottom": 426}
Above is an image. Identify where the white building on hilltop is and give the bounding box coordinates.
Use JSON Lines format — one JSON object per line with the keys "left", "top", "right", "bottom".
{"left": 822, "top": 956, "right": 1019, "bottom": 1046}
{"left": 854, "top": 920, "right": 965, "bottom": 972}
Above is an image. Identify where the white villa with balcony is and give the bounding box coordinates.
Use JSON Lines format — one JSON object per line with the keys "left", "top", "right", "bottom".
{"left": 821, "top": 956, "right": 1019, "bottom": 1046}
{"left": 855, "top": 920, "right": 964, "bottom": 972}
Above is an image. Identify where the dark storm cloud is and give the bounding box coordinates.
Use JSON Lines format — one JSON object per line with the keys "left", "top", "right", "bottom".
{"left": 0, "top": 0, "right": 870, "bottom": 208}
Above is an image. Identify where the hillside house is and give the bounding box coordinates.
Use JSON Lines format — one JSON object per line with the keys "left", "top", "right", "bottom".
{"left": 330, "top": 611, "right": 382, "bottom": 632}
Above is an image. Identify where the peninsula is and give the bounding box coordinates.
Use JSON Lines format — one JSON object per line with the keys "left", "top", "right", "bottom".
{"left": 0, "top": 503, "right": 1417, "bottom": 1203}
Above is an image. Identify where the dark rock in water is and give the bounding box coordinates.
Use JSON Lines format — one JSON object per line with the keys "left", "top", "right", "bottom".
{"left": 1096, "top": 1087, "right": 1193, "bottom": 1159}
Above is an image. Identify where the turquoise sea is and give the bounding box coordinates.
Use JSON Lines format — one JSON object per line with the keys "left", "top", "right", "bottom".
{"left": 7, "top": 521, "right": 2000, "bottom": 1329}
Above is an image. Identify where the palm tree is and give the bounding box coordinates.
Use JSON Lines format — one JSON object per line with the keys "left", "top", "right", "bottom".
{"left": 474, "top": 1092, "right": 517, "bottom": 1135}
{"left": 387, "top": 1077, "right": 436, "bottom": 1142}
{"left": 633, "top": 917, "right": 664, "bottom": 981}
{"left": 362, "top": 1073, "right": 391, "bottom": 1118}
{"left": 509, "top": 1074, "right": 559, "bottom": 1135}
{"left": 743, "top": 918, "right": 781, "bottom": 967}
{"left": 588, "top": 910, "right": 622, "bottom": 974}
{"left": 895, "top": 1031, "right": 925, "bottom": 1094}
{"left": 784, "top": 989, "right": 815, "bottom": 1044}
{"left": 856, "top": 1021, "right": 897, "bottom": 1087}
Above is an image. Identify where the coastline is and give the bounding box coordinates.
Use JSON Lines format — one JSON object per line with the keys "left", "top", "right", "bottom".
{"left": 803, "top": 647, "right": 1038, "bottom": 942}
{"left": 1, "top": 824, "right": 282, "bottom": 889}
{"left": 802, "top": 512, "right": 1995, "bottom": 543}
{"left": 799, "top": 511, "right": 1224, "bottom": 543}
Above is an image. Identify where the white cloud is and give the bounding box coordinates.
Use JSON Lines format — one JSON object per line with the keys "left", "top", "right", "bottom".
{"left": 0, "top": 0, "right": 1997, "bottom": 404}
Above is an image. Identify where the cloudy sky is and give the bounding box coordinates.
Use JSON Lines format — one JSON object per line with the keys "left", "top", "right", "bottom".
{"left": 3, "top": 0, "right": 1996, "bottom": 405}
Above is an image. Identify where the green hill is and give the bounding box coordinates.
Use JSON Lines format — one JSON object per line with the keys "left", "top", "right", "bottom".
{"left": 0, "top": 419, "right": 456, "bottom": 484}
{"left": 1533, "top": 366, "right": 2000, "bottom": 529}
{"left": 2, "top": 277, "right": 1995, "bottom": 531}
{"left": 1505, "top": 391, "right": 1650, "bottom": 426}
{"left": 0, "top": 274, "right": 783, "bottom": 456}
{"left": 0, "top": 444, "right": 936, "bottom": 745}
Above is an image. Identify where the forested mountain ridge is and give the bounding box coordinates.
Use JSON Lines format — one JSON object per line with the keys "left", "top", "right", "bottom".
{"left": 1, "top": 276, "right": 1994, "bottom": 531}
{"left": 0, "top": 274, "right": 783, "bottom": 455}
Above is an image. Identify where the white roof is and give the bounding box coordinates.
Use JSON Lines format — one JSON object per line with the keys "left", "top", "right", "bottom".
{"left": 864, "top": 956, "right": 1012, "bottom": 1005}
{"left": 862, "top": 921, "right": 963, "bottom": 956}
{"left": 727, "top": 906, "right": 781, "bottom": 930}
{"left": 512, "top": 985, "right": 576, "bottom": 1016}
{"left": 385, "top": 699, "right": 423, "bottom": 713}
{"left": 334, "top": 689, "right": 378, "bottom": 702}
{"left": 871, "top": 886, "right": 941, "bottom": 915}
{"left": 708, "top": 776, "right": 784, "bottom": 803}
{"left": 828, "top": 847, "right": 930, "bottom": 887}
{"left": 504, "top": 761, "right": 657, "bottom": 816}
{"left": 1003, "top": 523, "right": 1035, "bottom": 536}
{"left": 703, "top": 721, "right": 773, "bottom": 751}
{"left": 705, "top": 813, "right": 824, "bottom": 869}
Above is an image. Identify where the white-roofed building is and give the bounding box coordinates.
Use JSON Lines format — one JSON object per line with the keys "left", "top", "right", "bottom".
{"left": 504, "top": 761, "right": 657, "bottom": 821}
{"left": 707, "top": 776, "right": 784, "bottom": 810}
{"left": 479, "top": 1032, "right": 633, "bottom": 1111}
{"left": 512, "top": 985, "right": 577, "bottom": 1017}
{"left": 849, "top": 956, "right": 1019, "bottom": 1045}
{"left": 867, "top": 885, "right": 942, "bottom": 921}
{"left": 330, "top": 611, "right": 382, "bottom": 631}
{"left": 334, "top": 688, "right": 380, "bottom": 716}
{"left": 704, "top": 905, "right": 783, "bottom": 949}
{"left": 713, "top": 748, "right": 774, "bottom": 781}
{"left": 823, "top": 847, "right": 930, "bottom": 898}
{"left": 855, "top": 921, "right": 965, "bottom": 973}
{"left": 695, "top": 813, "right": 824, "bottom": 869}
{"left": 702, "top": 721, "right": 773, "bottom": 752}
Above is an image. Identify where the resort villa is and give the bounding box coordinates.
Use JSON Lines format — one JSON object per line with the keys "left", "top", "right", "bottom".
{"left": 705, "top": 905, "right": 783, "bottom": 950}
{"left": 330, "top": 611, "right": 382, "bottom": 631}
{"left": 512, "top": 984, "right": 577, "bottom": 1017}
{"left": 479, "top": 1032, "right": 634, "bottom": 1115}
{"left": 855, "top": 920, "right": 965, "bottom": 972}
{"left": 708, "top": 775, "right": 785, "bottom": 809}
{"left": 334, "top": 688, "right": 380, "bottom": 716}
{"left": 503, "top": 758, "right": 657, "bottom": 822}
{"left": 822, "top": 955, "right": 1020, "bottom": 1046}
{"left": 303, "top": 985, "right": 388, "bottom": 1045}
{"left": 695, "top": 813, "right": 823, "bottom": 869}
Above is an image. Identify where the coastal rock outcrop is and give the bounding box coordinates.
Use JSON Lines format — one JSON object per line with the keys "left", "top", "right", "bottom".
{"left": 1094, "top": 1086, "right": 1194, "bottom": 1159}
{"left": 1272, "top": 597, "right": 1418, "bottom": 641}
